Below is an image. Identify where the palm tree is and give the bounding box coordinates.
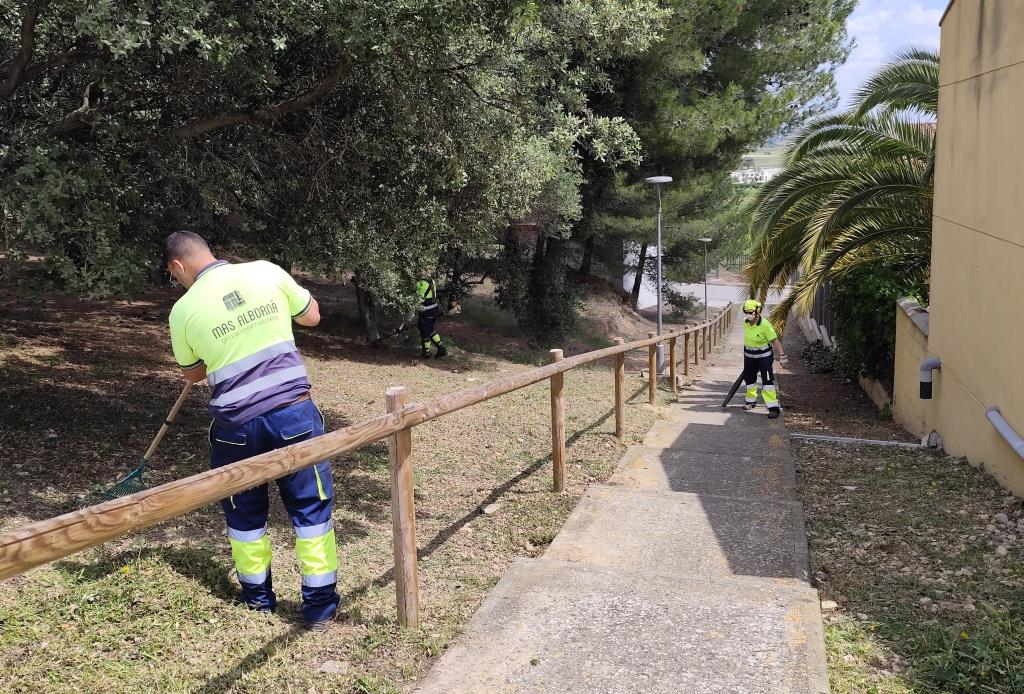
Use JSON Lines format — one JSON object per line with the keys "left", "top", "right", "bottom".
{"left": 743, "top": 49, "right": 938, "bottom": 326}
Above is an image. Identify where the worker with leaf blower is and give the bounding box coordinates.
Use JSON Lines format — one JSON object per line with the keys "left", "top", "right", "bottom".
{"left": 741, "top": 299, "right": 788, "bottom": 419}
{"left": 415, "top": 278, "right": 448, "bottom": 359}
{"left": 165, "top": 231, "right": 339, "bottom": 631}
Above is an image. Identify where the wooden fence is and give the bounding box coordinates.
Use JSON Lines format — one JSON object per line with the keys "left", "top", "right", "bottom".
{"left": 0, "top": 304, "right": 733, "bottom": 627}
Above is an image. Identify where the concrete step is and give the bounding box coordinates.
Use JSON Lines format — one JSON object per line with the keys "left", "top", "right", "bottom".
{"left": 545, "top": 485, "right": 809, "bottom": 582}
{"left": 610, "top": 444, "right": 796, "bottom": 501}
{"left": 641, "top": 413, "right": 788, "bottom": 454}
{"left": 412, "top": 558, "right": 827, "bottom": 694}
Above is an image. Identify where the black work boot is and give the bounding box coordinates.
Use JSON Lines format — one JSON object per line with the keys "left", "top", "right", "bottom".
{"left": 767, "top": 408, "right": 780, "bottom": 419}
{"left": 435, "top": 343, "right": 448, "bottom": 358}
{"left": 420, "top": 347, "right": 432, "bottom": 359}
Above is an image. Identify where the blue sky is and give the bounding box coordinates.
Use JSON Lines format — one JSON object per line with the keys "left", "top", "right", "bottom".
{"left": 834, "top": 0, "right": 946, "bottom": 108}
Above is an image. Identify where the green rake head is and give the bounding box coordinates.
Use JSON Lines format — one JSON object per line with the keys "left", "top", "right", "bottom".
{"left": 77, "top": 460, "right": 147, "bottom": 509}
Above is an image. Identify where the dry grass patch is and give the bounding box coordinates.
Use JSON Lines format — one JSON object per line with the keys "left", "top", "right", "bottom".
{"left": 796, "top": 441, "right": 1024, "bottom": 693}
{"left": 0, "top": 283, "right": 674, "bottom": 693}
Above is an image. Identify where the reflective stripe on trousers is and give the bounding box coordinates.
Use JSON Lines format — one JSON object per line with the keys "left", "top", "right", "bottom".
{"left": 742, "top": 356, "right": 779, "bottom": 409}
{"left": 294, "top": 521, "right": 339, "bottom": 588}
{"left": 210, "top": 398, "right": 340, "bottom": 622}
{"left": 228, "top": 524, "right": 271, "bottom": 585}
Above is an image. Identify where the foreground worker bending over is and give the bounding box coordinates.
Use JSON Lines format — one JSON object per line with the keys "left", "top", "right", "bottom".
{"left": 165, "top": 231, "right": 339, "bottom": 630}
{"left": 741, "top": 299, "right": 788, "bottom": 419}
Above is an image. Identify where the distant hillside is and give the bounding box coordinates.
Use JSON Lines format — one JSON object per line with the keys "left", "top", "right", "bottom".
{"left": 739, "top": 136, "right": 796, "bottom": 169}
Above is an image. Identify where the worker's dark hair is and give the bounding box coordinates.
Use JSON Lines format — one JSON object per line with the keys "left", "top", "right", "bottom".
{"left": 164, "top": 231, "right": 211, "bottom": 265}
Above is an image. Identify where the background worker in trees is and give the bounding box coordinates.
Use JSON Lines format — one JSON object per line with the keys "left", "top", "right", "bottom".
{"left": 741, "top": 299, "right": 788, "bottom": 419}
{"left": 415, "top": 278, "right": 448, "bottom": 359}
{"left": 164, "top": 231, "right": 340, "bottom": 631}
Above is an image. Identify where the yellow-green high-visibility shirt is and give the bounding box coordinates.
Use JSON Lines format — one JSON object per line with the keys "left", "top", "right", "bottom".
{"left": 168, "top": 260, "right": 314, "bottom": 426}
{"left": 743, "top": 317, "right": 779, "bottom": 358}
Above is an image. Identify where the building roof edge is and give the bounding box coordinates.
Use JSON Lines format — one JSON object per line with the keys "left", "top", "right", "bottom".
{"left": 940, "top": 0, "right": 957, "bottom": 27}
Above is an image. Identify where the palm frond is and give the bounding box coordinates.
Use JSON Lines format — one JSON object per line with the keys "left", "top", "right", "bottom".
{"left": 851, "top": 49, "right": 939, "bottom": 118}
{"left": 746, "top": 48, "right": 937, "bottom": 325}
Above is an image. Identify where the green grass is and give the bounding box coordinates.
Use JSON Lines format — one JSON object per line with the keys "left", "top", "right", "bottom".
{"left": 456, "top": 294, "right": 520, "bottom": 334}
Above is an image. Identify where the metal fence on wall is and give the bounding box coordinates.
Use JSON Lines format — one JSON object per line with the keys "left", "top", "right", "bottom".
{"left": 810, "top": 281, "right": 837, "bottom": 345}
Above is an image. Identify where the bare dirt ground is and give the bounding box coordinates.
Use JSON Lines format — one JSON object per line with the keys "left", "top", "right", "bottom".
{"left": 0, "top": 276, "right": 684, "bottom": 694}
{"left": 782, "top": 326, "right": 915, "bottom": 442}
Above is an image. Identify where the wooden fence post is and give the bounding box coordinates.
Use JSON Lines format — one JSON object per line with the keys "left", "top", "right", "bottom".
{"left": 613, "top": 338, "right": 625, "bottom": 441}
{"left": 386, "top": 386, "right": 419, "bottom": 629}
{"left": 647, "top": 332, "right": 657, "bottom": 405}
{"left": 683, "top": 331, "right": 690, "bottom": 377}
{"left": 693, "top": 324, "right": 700, "bottom": 366}
{"left": 550, "top": 349, "right": 566, "bottom": 492}
{"left": 702, "top": 325, "right": 708, "bottom": 361}
{"left": 669, "top": 329, "right": 678, "bottom": 394}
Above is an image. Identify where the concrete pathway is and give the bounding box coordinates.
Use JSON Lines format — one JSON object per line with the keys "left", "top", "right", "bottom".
{"left": 414, "top": 312, "right": 828, "bottom": 694}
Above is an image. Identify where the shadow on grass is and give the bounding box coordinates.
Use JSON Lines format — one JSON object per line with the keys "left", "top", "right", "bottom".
{"left": 178, "top": 386, "right": 644, "bottom": 687}
{"left": 334, "top": 384, "right": 643, "bottom": 611}
{"left": 194, "top": 623, "right": 309, "bottom": 694}
{"left": 56, "top": 545, "right": 238, "bottom": 603}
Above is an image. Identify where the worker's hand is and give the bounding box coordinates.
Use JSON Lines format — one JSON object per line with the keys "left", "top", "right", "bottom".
{"left": 779, "top": 354, "right": 789, "bottom": 366}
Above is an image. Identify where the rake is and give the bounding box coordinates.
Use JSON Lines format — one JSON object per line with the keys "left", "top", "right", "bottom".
{"left": 79, "top": 381, "right": 193, "bottom": 507}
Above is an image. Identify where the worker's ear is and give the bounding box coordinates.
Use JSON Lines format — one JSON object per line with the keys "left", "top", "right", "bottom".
{"left": 167, "top": 258, "right": 187, "bottom": 286}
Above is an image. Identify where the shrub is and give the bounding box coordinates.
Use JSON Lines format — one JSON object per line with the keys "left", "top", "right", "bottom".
{"left": 664, "top": 287, "right": 703, "bottom": 319}
{"left": 494, "top": 236, "right": 580, "bottom": 346}
{"left": 800, "top": 340, "right": 837, "bottom": 374}
{"left": 828, "top": 265, "right": 926, "bottom": 387}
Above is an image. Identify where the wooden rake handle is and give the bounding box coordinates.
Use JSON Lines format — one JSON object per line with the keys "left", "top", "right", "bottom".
{"left": 142, "top": 381, "right": 194, "bottom": 462}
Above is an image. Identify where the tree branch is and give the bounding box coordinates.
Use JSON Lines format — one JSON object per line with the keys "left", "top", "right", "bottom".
{"left": 0, "top": 1, "right": 49, "bottom": 99}
{"left": 173, "top": 56, "right": 354, "bottom": 138}
{"left": 22, "top": 43, "right": 98, "bottom": 81}
{"left": 47, "top": 80, "right": 100, "bottom": 135}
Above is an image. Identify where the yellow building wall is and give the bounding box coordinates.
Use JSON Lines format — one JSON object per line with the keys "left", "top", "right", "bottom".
{"left": 914, "top": 0, "right": 1024, "bottom": 493}
{"left": 892, "top": 302, "right": 929, "bottom": 440}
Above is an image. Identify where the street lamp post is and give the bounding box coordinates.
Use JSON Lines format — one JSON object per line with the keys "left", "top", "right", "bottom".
{"left": 698, "top": 237, "right": 713, "bottom": 321}
{"left": 644, "top": 175, "right": 672, "bottom": 374}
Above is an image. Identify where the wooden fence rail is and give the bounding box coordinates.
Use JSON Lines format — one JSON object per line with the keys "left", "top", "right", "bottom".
{"left": 0, "top": 303, "right": 733, "bottom": 623}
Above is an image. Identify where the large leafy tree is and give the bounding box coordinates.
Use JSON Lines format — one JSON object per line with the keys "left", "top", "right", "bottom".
{"left": 0, "top": 0, "right": 661, "bottom": 323}
{"left": 576, "top": 0, "right": 857, "bottom": 305}
{"left": 743, "top": 49, "right": 938, "bottom": 327}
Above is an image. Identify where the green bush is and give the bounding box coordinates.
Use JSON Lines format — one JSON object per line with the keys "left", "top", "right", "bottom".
{"left": 828, "top": 265, "right": 926, "bottom": 387}
{"left": 494, "top": 236, "right": 580, "bottom": 346}
{"left": 494, "top": 236, "right": 531, "bottom": 314}
{"left": 664, "top": 287, "right": 703, "bottom": 318}
{"left": 800, "top": 340, "right": 837, "bottom": 374}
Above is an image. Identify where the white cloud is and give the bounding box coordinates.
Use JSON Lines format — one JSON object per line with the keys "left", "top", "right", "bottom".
{"left": 901, "top": 3, "right": 944, "bottom": 26}
{"left": 834, "top": 0, "right": 943, "bottom": 108}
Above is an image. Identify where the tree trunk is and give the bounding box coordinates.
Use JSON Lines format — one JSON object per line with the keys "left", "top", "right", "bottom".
{"left": 579, "top": 235, "right": 595, "bottom": 275}
{"left": 354, "top": 282, "right": 382, "bottom": 343}
{"left": 629, "top": 242, "right": 648, "bottom": 310}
